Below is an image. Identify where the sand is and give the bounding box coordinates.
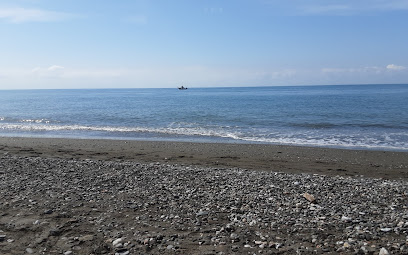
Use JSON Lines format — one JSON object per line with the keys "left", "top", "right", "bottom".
{"left": 0, "top": 137, "right": 407, "bottom": 180}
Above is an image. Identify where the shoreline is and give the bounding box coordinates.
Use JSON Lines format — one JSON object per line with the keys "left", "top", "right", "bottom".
{"left": 1, "top": 136, "right": 408, "bottom": 179}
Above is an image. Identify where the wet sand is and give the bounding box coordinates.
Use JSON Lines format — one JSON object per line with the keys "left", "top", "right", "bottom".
{"left": 0, "top": 137, "right": 408, "bottom": 180}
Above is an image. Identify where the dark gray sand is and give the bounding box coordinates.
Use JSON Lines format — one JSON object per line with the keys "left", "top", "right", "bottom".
{"left": 1, "top": 137, "right": 408, "bottom": 180}
{"left": 0, "top": 137, "right": 408, "bottom": 254}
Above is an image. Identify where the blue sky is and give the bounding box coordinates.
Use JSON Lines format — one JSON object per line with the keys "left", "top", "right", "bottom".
{"left": 1, "top": 0, "right": 407, "bottom": 89}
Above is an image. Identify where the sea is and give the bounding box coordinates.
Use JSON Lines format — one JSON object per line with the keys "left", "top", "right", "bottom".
{"left": 1, "top": 84, "right": 408, "bottom": 151}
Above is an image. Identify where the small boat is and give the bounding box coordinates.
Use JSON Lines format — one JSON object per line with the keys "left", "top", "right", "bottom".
{"left": 178, "top": 86, "right": 188, "bottom": 90}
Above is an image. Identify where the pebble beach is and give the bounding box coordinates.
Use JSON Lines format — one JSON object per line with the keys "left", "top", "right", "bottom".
{"left": 1, "top": 137, "right": 408, "bottom": 254}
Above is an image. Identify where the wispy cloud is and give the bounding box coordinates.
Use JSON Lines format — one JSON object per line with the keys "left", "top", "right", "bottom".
{"left": 0, "top": 7, "right": 74, "bottom": 23}
{"left": 204, "top": 7, "right": 224, "bottom": 14}
{"left": 386, "top": 64, "right": 406, "bottom": 71}
{"left": 322, "top": 64, "right": 408, "bottom": 74}
{"left": 1, "top": 64, "right": 407, "bottom": 89}
{"left": 321, "top": 66, "right": 383, "bottom": 74}
{"left": 262, "top": 0, "right": 408, "bottom": 15}
{"left": 319, "top": 64, "right": 408, "bottom": 85}
{"left": 32, "top": 65, "right": 65, "bottom": 77}
{"left": 300, "top": 4, "right": 352, "bottom": 15}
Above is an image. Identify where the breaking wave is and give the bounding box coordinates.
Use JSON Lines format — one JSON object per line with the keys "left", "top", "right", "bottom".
{"left": 1, "top": 122, "right": 407, "bottom": 151}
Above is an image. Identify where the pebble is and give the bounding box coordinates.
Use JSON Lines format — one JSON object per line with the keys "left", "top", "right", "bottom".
{"left": 79, "top": 234, "right": 94, "bottom": 241}
{"left": 379, "top": 247, "right": 390, "bottom": 255}
{"left": 196, "top": 210, "right": 209, "bottom": 217}
{"left": 230, "top": 233, "right": 239, "bottom": 241}
{"left": 0, "top": 155, "right": 407, "bottom": 254}
{"left": 341, "top": 216, "right": 352, "bottom": 222}
{"left": 303, "top": 192, "right": 316, "bottom": 203}
{"left": 43, "top": 209, "right": 53, "bottom": 214}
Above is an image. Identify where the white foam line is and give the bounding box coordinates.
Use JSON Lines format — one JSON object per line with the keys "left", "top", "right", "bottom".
{"left": 0, "top": 123, "right": 407, "bottom": 151}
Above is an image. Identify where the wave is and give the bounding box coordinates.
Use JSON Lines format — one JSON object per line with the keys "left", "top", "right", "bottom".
{"left": 0, "top": 123, "right": 243, "bottom": 140}
{"left": 0, "top": 122, "right": 407, "bottom": 151}
{"left": 0, "top": 117, "right": 55, "bottom": 124}
{"left": 289, "top": 122, "right": 408, "bottom": 130}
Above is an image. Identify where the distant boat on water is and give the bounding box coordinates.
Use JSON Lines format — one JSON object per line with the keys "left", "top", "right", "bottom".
{"left": 178, "top": 86, "right": 188, "bottom": 90}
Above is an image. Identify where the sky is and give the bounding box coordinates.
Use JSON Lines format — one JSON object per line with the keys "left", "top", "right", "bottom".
{"left": 0, "top": 0, "right": 408, "bottom": 89}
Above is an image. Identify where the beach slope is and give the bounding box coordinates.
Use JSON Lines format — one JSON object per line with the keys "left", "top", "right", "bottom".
{"left": 1, "top": 137, "right": 408, "bottom": 254}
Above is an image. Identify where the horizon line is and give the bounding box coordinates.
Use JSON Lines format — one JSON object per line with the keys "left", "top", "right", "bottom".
{"left": 0, "top": 83, "right": 407, "bottom": 91}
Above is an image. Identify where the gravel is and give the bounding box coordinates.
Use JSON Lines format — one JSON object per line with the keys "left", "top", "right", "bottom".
{"left": 0, "top": 155, "right": 407, "bottom": 254}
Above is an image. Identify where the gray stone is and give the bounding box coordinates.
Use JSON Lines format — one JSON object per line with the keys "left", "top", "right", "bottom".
{"left": 112, "top": 238, "right": 123, "bottom": 247}
{"left": 379, "top": 247, "right": 389, "bottom": 255}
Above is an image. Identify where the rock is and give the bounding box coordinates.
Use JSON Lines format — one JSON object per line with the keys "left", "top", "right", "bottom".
{"left": 26, "top": 248, "right": 34, "bottom": 254}
{"left": 43, "top": 209, "right": 53, "bottom": 214}
{"left": 49, "top": 229, "right": 61, "bottom": 236}
{"left": 379, "top": 247, "right": 389, "bottom": 255}
{"left": 112, "top": 238, "right": 123, "bottom": 247}
{"left": 79, "top": 235, "right": 94, "bottom": 242}
{"left": 167, "top": 244, "right": 174, "bottom": 250}
{"left": 380, "top": 228, "right": 392, "bottom": 232}
{"left": 341, "top": 216, "right": 352, "bottom": 222}
{"left": 196, "top": 210, "right": 209, "bottom": 217}
{"left": 230, "top": 233, "right": 239, "bottom": 242}
{"left": 63, "top": 251, "right": 73, "bottom": 255}
{"left": 0, "top": 235, "right": 6, "bottom": 242}
{"left": 303, "top": 193, "right": 316, "bottom": 203}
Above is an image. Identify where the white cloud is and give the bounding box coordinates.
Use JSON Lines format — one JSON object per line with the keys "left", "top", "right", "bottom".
{"left": 322, "top": 65, "right": 408, "bottom": 74}
{"left": 386, "top": 64, "right": 406, "bottom": 71}
{"left": 1, "top": 64, "right": 407, "bottom": 89}
{"left": 0, "top": 7, "right": 73, "bottom": 23}
{"left": 0, "top": 66, "right": 302, "bottom": 88}
{"left": 31, "top": 65, "right": 65, "bottom": 77}
{"left": 47, "top": 65, "right": 64, "bottom": 71}
{"left": 319, "top": 64, "right": 408, "bottom": 85}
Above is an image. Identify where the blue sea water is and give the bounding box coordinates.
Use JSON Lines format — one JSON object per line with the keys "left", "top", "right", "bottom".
{"left": 1, "top": 84, "right": 408, "bottom": 151}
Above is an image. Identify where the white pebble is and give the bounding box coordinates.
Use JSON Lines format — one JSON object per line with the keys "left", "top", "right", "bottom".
{"left": 379, "top": 247, "right": 389, "bottom": 255}
{"left": 112, "top": 238, "right": 123, "bottom": 247}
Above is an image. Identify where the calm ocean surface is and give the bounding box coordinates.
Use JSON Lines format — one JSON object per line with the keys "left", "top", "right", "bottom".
{"left": 1, "top": 84, "right": 407, "bottom": 151}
